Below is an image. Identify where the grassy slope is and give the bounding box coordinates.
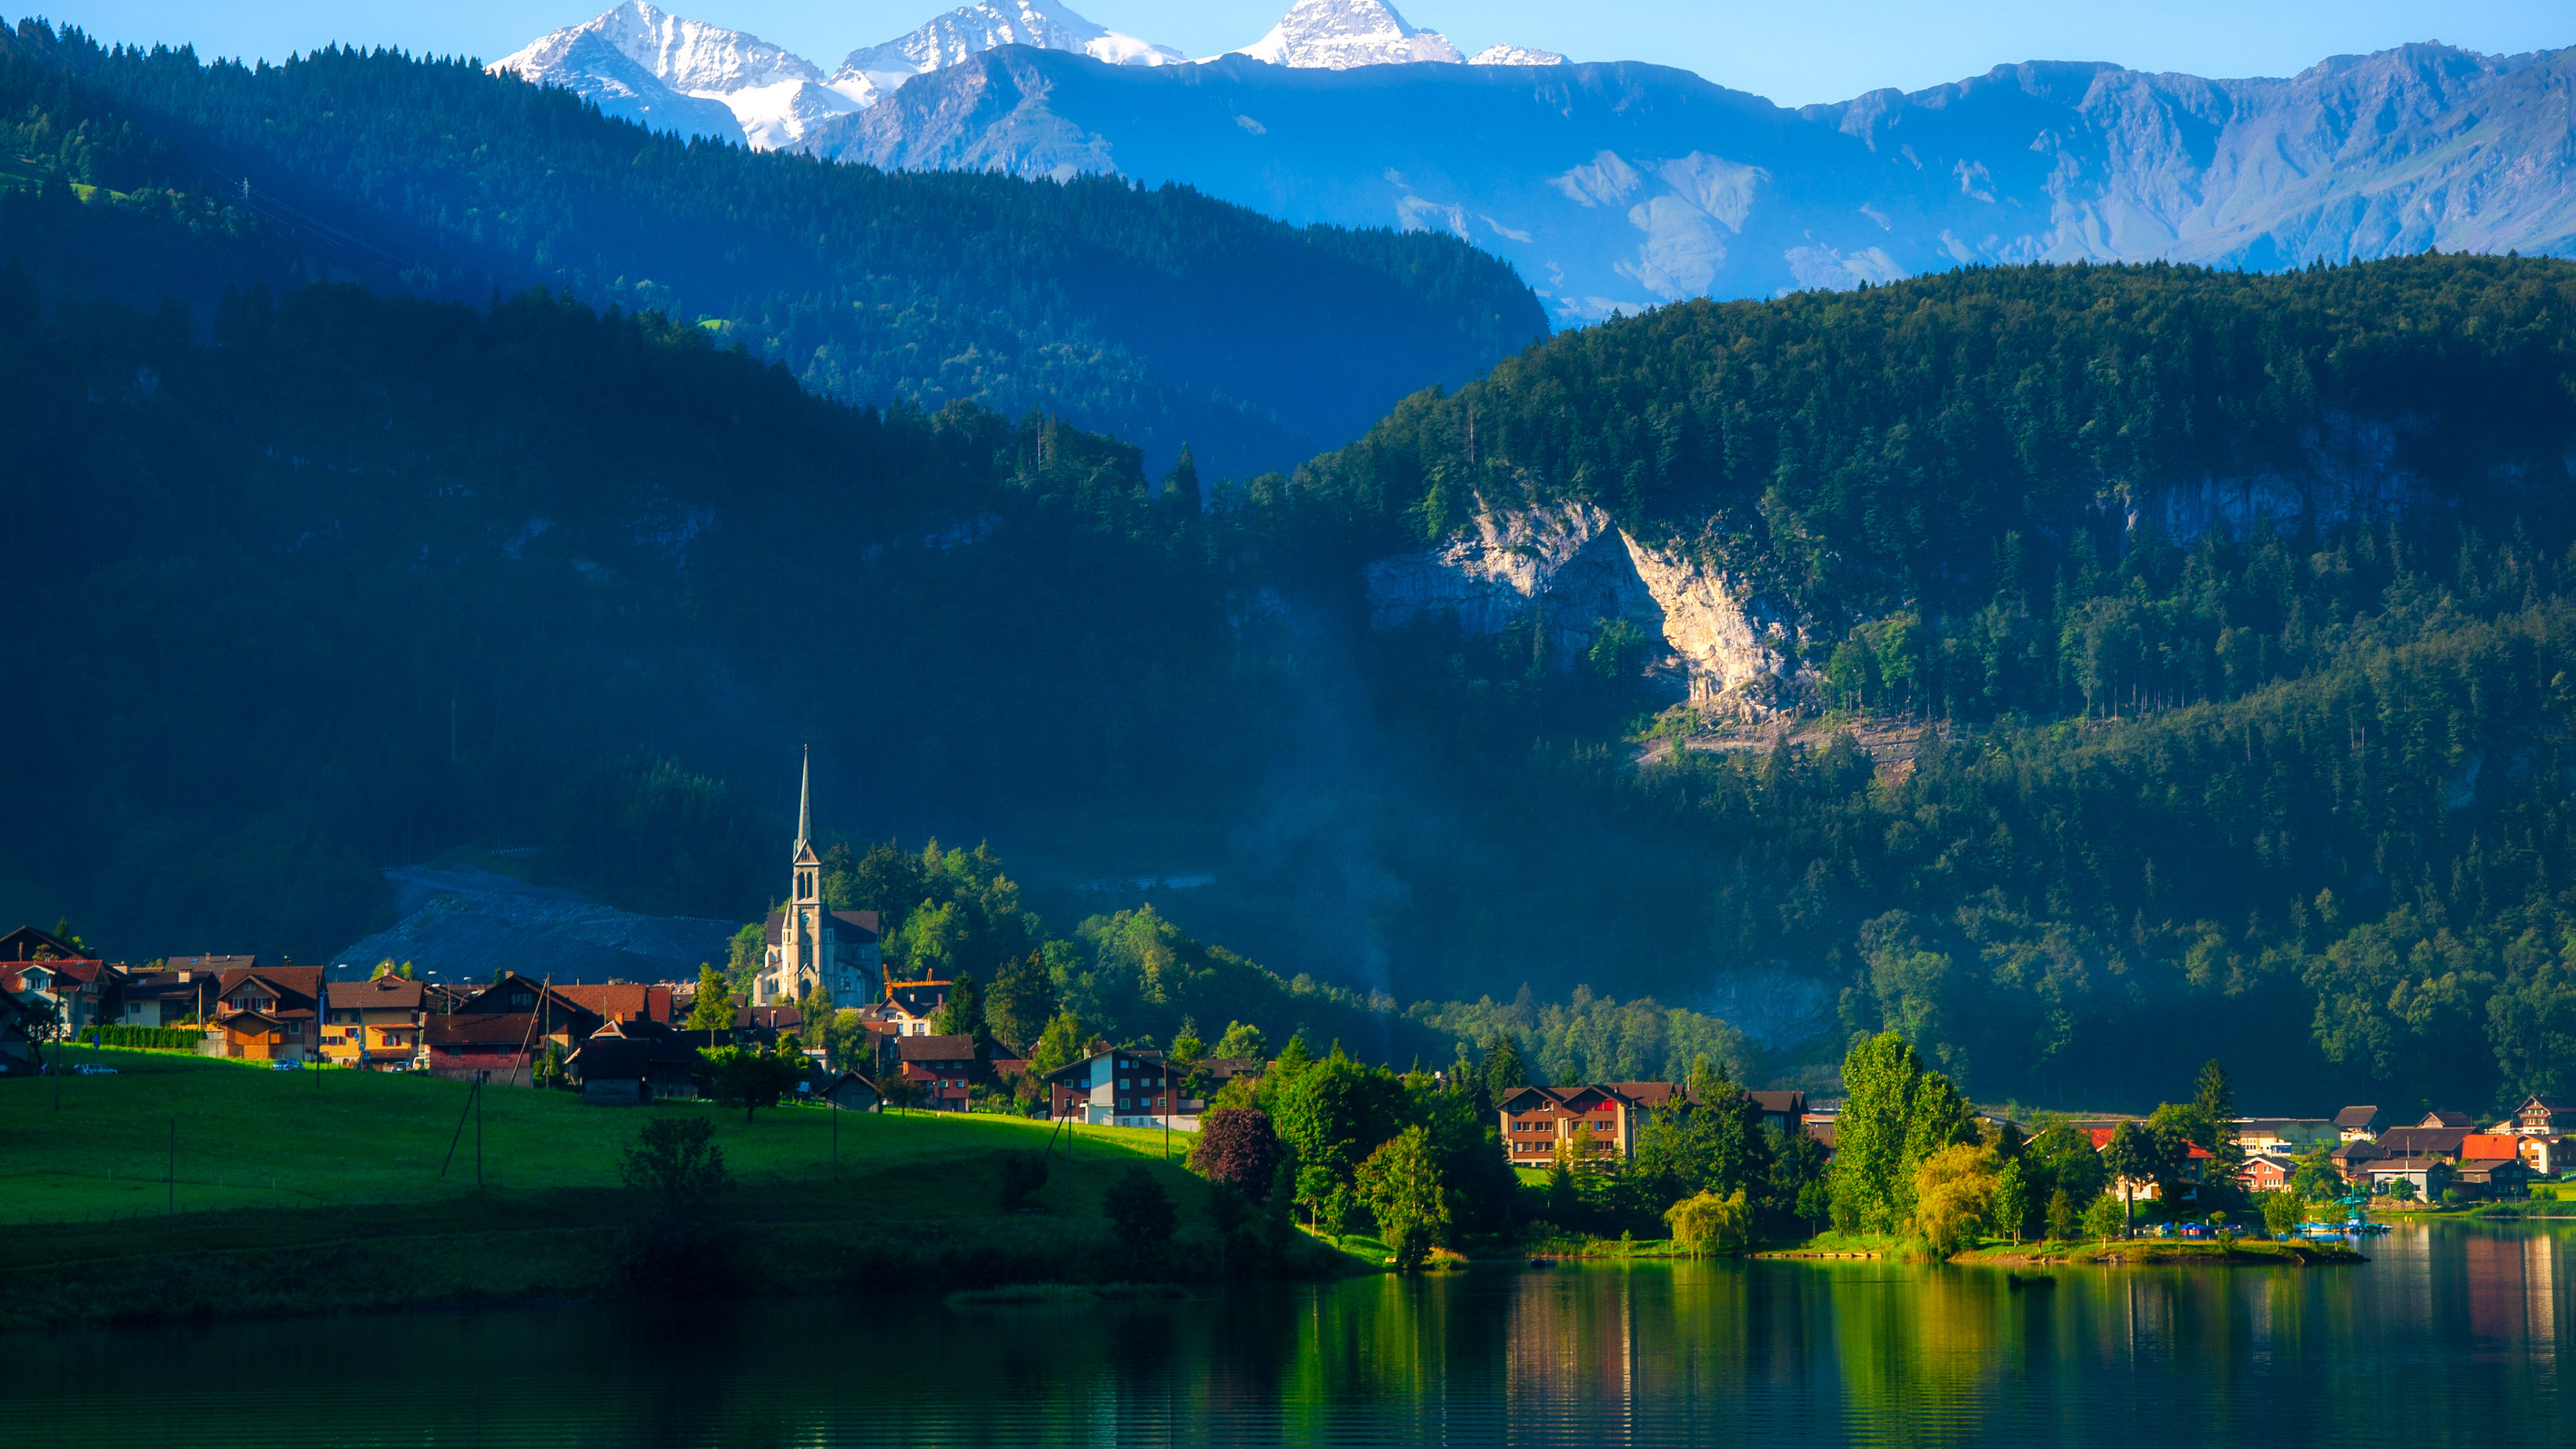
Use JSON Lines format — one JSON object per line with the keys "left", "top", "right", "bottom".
{"left": 0, "top": 1049, "right": 1303, "bottom": 1328}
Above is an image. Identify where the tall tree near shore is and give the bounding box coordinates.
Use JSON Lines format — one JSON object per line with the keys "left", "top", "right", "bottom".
{"left": 1829, "top": 1032, "right": 1972, "bottom": 1235}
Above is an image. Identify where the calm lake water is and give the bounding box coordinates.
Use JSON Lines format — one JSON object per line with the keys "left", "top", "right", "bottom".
{"left": 15, "top": 1220, "right": 2567, "bottom": 1447}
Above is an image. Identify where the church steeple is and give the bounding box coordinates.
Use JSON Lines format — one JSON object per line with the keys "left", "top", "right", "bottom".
{"left": 795, "top": 744, "right": 812, "bottom": 854}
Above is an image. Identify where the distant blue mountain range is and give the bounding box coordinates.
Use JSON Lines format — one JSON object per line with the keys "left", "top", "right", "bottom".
{"left": 801, "top": 42, "right": 2576, "bottom": 325}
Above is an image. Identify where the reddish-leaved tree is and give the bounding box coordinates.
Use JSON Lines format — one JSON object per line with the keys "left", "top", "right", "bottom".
{"left": 1190, "top": 1107, "right": 1284, "bottom": 1201}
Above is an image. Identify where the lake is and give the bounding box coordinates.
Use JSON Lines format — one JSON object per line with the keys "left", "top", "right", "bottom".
{"left": 16, "top": 1220, "right": 2566, "bottom": 1446}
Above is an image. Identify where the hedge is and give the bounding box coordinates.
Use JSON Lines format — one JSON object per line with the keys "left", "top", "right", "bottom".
{"left": 78, "top": 1025, "right": 203, "bottom": 1051}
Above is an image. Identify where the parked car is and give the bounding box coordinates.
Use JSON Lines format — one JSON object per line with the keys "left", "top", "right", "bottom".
{"left": 272, "top": 1059, "right": 304, "bottom": 1071}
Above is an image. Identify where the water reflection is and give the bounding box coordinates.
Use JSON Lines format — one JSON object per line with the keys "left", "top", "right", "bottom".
{"left": 11, "top": 1222, "right": 2571, "bottom": 1448}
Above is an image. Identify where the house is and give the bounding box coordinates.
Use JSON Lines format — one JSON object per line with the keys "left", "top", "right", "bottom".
{"left": 552, "top": 983, "right": 673, "bottom": 1027}
{"left": 563, "top": 1020, "right": 702, "bottom": 1105}
{"left": 2506, "top": 1095, "right": 2573, "bottom": 1138}
{"left": 2452, "top": 1157, "right": 2532, "bottom": 1201}
{"left": 111, "top": 966, "right": 221, "bottom": 1027}
{"left": 1047, "top": 1044, "right": 1183, "bottom": 1128}
{"left": 734, "top": 1002, "right": 804, "bottom": 1048}
{"left": 2232, "top": 1118, "right": 2339, "bottom": 1155}
{"left": 820, "top": 1071, "right": 884, "bottom": 1112}
{"left": 2414, "top": 1110, "right": 2475, "bottom": 1130}
{"left": 896, "top": 1033, "right": 982, "bottom": 1112}
{"left": 423, "top": 1012, "right": 548, "bottom": 1081}
{"left": 2513, "top": 1136, "right": 2567, "bottom": 1177}
{"left": 1497, "top": 1084, "right": 1656, "bottom": 1167}
{"left": 2460, "top": 1133, "right": 2525, "bottom": 1165}
{"left": 2367, "top": 1156, "right": 2451, "bottom": 1200}
{"left": 2375, "top": 1126, "right": 2473, "bottom": 1163}
{"left": 2330, "top": 1139, "right": 2383, "bottom": 1184}
{"left": 2239, "top": 1153, "right": 2298, "bottom": 1194}
{"left": 755, "top": 753, "right": 883, "bottom": 1007}
{"left": 878, "top": 981, "right": 951, "bottom": 1037}
{"left": 205, "top": 965, "right": 325, "bottom": 1063}
{"left": 1749, "top": 1090, "right": 1809, "bottom": 1138}
{"left": 321, "top": 976, "right": 427, "bottom": 1069}
{"left": 2335, "top": 1106, "right": 2383, "bottom": 1142}
{"left": 0, "top": 924, "right": 117, "bottom": 1035}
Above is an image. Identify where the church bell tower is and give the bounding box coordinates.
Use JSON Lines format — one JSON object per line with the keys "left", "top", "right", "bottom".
{"left": 779, "top": 747, "right": 823, "bottom": 1002}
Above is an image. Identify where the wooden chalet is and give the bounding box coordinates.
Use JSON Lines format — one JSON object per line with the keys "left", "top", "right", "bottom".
{"left": 206, "top": 965, "right": 325, "bottom": 1063}
{"left": 563, "top": 1019, "right": 702, "bottom": 1105}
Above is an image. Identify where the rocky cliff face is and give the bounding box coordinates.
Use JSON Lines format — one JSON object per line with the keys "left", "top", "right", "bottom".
{"left": 1364, "top": 502, "right": 1801, "bottom": 714}
{"left": 1368, "top": 414, "right": 2479, "bottom": 711}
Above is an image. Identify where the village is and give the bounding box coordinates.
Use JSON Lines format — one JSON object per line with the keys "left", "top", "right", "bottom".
{"left": 5, "top": 910, "right": 2565, "bottom": 1226}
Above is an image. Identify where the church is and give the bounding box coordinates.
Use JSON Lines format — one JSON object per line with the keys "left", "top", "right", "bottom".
{"left": 757, "top": 751, "right": 883, "bottom": 1008}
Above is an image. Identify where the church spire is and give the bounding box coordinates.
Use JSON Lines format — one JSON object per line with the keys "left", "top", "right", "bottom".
{"left": 796, "top": 744, "right": 810, "bottom": 850}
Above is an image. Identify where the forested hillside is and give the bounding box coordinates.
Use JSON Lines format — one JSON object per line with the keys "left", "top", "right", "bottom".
{"left": 0, "top": 18, "right": 1546, "bottom": 478}
{"left": 1285, "top": 258, "right": 2576, "bottom": 1114}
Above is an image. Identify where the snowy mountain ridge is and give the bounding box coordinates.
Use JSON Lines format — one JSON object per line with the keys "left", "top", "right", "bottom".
{"left": 494, "top": 0, "right": 1564, "bottom": 148}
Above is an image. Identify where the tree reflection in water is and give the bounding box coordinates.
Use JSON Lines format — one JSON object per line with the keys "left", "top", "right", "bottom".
{"left": 11, "top": 1222, "right": 2571, "bottom": 1447}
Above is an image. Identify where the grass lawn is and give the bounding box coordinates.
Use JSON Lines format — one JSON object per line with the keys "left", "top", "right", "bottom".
{"left": 0, "top": 1047, "right": 1196, "bottom": 1222}
{"left": 0, "top": 1049, "right": 1330, "bottom": 1328}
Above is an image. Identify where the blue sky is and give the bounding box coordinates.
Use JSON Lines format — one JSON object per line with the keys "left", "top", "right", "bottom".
{"left": 36, "top": 0, "right": 2571, "bottom": 106}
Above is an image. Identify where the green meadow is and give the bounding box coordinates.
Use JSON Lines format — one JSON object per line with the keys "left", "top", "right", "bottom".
{"left": 1, "top": 1047, "right": 1189, "bottom": 1220}
{"left": 0, "top": 1049, "right": 1313, "bottom": 1329}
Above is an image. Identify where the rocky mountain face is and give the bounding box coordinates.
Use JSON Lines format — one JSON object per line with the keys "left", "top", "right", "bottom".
{"left": 1364, "top": 502, "right": 1802, "bottom": 716}
{"left": 805, "top": 40, "right": 2576, "bottom": 325}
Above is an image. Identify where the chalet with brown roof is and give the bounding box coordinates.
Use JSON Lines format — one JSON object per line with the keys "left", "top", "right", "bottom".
{"left": 2508, "top": 1095, "right": 2572, "bottom": 1137}
{"left": 896, "top": 1033, "right": 981, "bottom": 1112}
{"left": 1497, "top": 1084, "right": 1651, "bottom": 1167}
{"left": 2415, "top": 1110, "right": 2475, "bottom": 1130}
{"left": 423, "top": 1011, "right": 549, "bottom": 1081}
{"left": 111, "top": 965, "right": 220, "bottom": 1027}
{"left": 2334, "top": 1106, "right": 2383, "bottom": 1141}
{"left": 2374, "top": 1126, "right": 2474, "bottom": 1162}
{"left": 563, "top": 1018, "right": 702, "bottom": 1105}
{"left": 2452, "top": 1156, "right": 2532, "bottom": 1200}
{"left": 551, "top": 983, "right": 672, "bottom": 1026}
{"left": 206, "top": 966, "right": 324, "bottom": 1063}
{"left": 422, "top": 974, "right": 614, "bottom": 1081}
{"left": 323, "top": 976, "right": 427, "bottom": 1070}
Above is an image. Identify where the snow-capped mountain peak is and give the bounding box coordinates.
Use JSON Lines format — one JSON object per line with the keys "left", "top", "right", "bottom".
{"left": 833, "top": 0, "right": 1185, "bottom": 101}
{"left": 492, "top": 1, "right": 856, "bottom": 148}
{"left": 1468, "top": 44, "right": 1565, "bottom": 67}
{"left": 1235, "top": 0, "right": 1463, "bottom": 69}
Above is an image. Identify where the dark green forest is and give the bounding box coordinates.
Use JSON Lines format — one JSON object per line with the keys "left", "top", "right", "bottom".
{"left": 0, "top": 17, "right": 1546, "bottom": 480}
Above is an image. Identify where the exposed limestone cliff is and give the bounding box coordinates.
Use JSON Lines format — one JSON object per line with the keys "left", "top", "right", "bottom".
{"left": 1363, "top": 501, "right": 1801, "bottom": 715}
